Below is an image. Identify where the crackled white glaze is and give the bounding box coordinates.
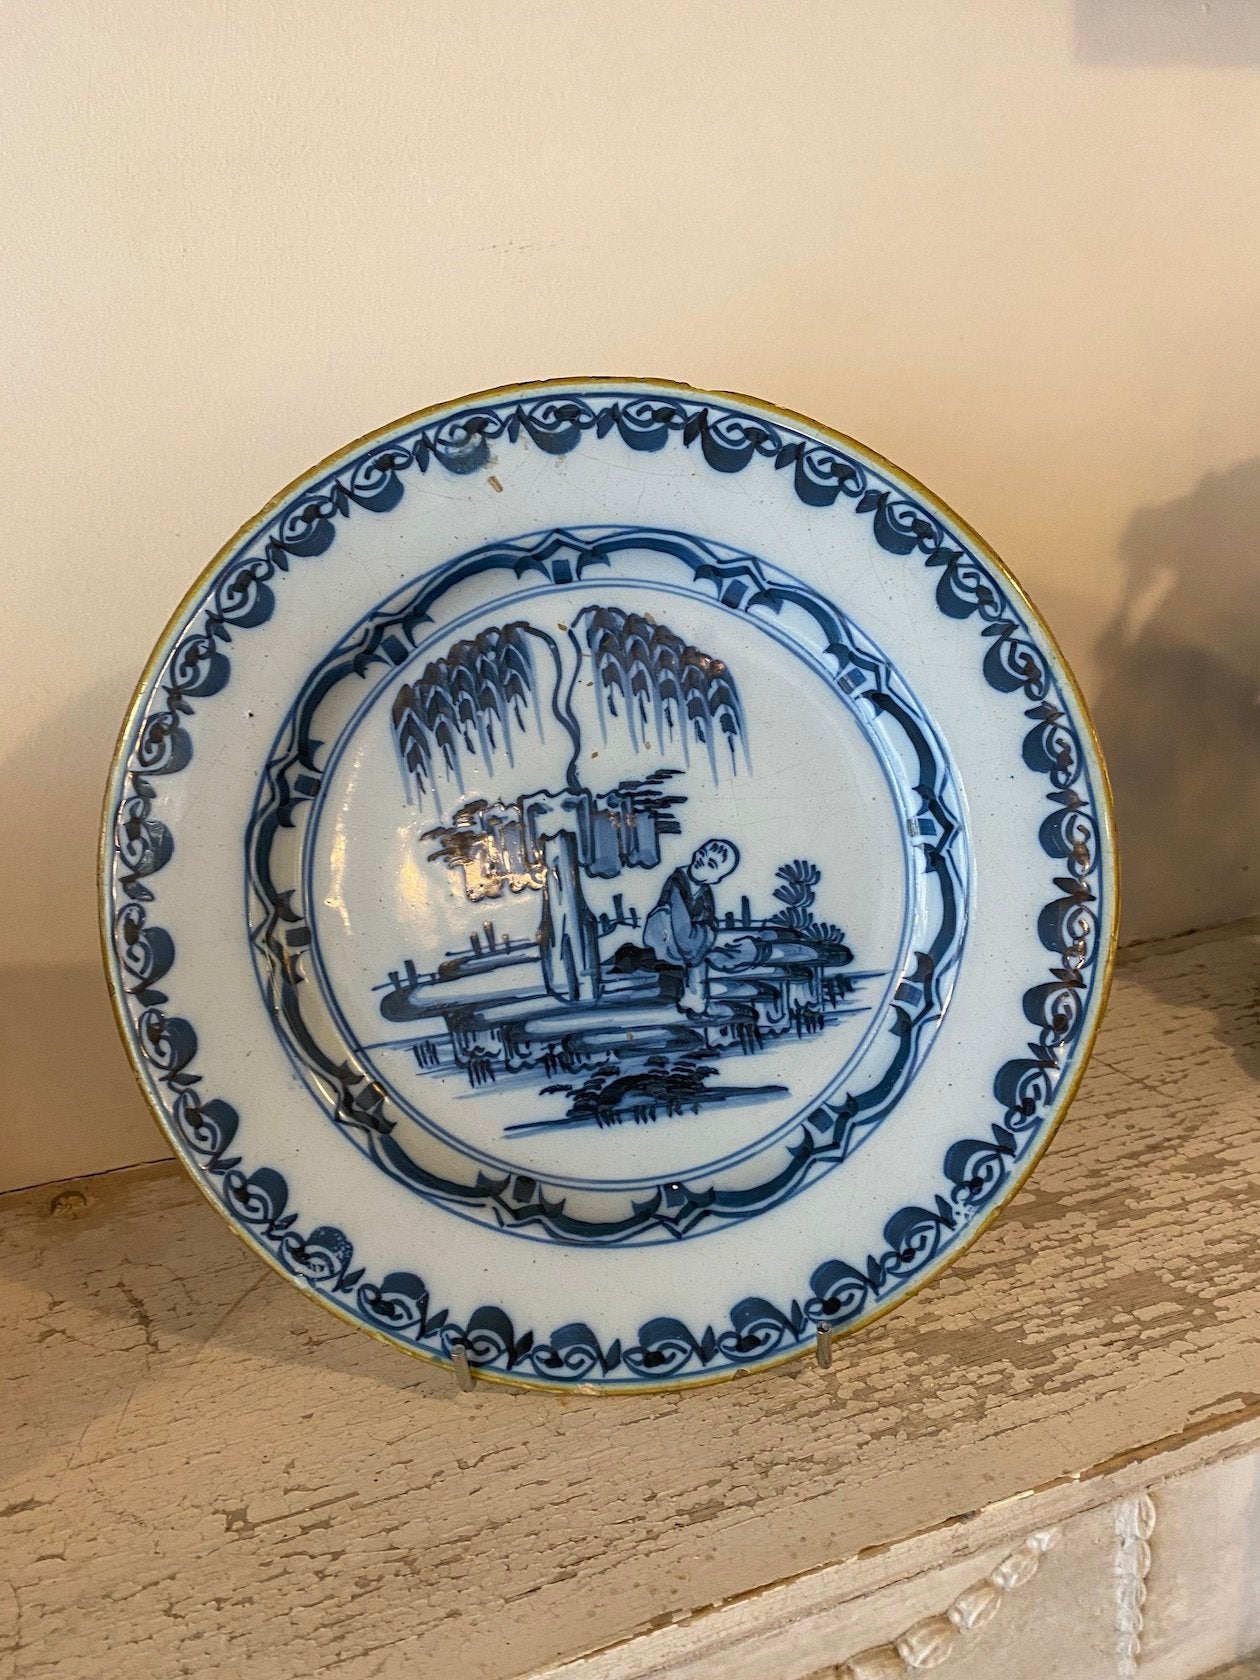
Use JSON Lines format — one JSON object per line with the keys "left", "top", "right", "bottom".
{"left": 101, "top": 380, "right": 1116, "bottom": 1390}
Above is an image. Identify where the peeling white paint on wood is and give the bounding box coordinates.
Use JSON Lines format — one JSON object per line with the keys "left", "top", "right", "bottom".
{"left": 0, "top": 920, "right": 1257, "bottom": 1680}
{"left": 526, "top": 1461, "right": 1260, "bottom": 1680}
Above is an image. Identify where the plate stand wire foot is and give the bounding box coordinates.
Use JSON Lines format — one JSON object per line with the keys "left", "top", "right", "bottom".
{"left": 451, "top": 1342, "right": 475, "bottom": 1392}
{"left": 816, "top": 1322, "right": 835, "bottom": 1370}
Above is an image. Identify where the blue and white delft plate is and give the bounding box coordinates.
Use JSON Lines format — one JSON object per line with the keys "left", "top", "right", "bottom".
{"left": 102, "top": 379, "right": 1117, "bottom": 1392}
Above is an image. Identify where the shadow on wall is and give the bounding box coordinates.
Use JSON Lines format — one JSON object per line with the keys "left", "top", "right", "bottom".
{"left": 1092, "top": 460, "right": 1260, "bottom": 943}
{"left": 1075, "top": 0, "right": 1260, "bottom": 66}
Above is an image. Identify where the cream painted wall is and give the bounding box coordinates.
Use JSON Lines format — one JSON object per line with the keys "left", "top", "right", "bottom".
{"left": 3, "top": 0, "right": 1258, "bottom": 1191}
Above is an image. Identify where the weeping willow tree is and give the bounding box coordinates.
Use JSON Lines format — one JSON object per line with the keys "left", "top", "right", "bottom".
{"left": 578, "top": 607, "right": 748, "bottom": 780}
{"left": 390, "top": 605, "right": 748, "bottom": 1004}
{"left": 391, "top": 623, "right": 543, "bottom": 808}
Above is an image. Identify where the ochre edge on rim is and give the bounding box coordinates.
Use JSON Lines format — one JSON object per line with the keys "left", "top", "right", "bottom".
{"left": 97, "top": 374, "right": 1121, "bottom": 1395}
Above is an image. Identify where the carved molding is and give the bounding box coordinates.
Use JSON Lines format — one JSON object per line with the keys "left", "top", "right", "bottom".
{"left": 1115, "top": 1492, "right": 1157, "bottom": 1679}
{"left": 818, "top": 1527, "right": 1062, "bottom": 1679}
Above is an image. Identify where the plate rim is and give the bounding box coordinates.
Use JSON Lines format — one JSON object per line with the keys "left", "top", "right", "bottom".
{"left": 98, "top": 374, "right": 1120, "bottom": 1394}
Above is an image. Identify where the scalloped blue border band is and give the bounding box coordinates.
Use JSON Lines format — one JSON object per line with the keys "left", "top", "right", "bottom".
{"left": 243, "top": 524, "right": 968, "bottom": 1246}
{"left": 109, "top": 388, "right": 1106, "bottom": 1387}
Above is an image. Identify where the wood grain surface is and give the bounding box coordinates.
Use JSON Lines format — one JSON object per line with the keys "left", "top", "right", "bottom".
{"left": 526, "top": 1439, "right": 1260, "bottom": 1680}
{"left": 1, "top": 920, "right": 1257, "bottom": 1680}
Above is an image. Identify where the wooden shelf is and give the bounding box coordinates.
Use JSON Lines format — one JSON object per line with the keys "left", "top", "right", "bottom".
{"left": 1, "top": 920, "right": 1258, "bottom": 1680}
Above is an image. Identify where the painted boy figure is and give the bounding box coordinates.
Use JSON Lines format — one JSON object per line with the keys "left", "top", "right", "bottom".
{"left": 644, "top": 839, "right": 759, "bottom": 1016}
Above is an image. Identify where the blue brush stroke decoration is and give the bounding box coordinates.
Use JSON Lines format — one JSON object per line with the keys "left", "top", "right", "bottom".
{"left": 108, "top": 388, "right": 1105, "bottom": 1385}
{"left": 240, "top": 524, "right": 967, "bottom": 1245}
